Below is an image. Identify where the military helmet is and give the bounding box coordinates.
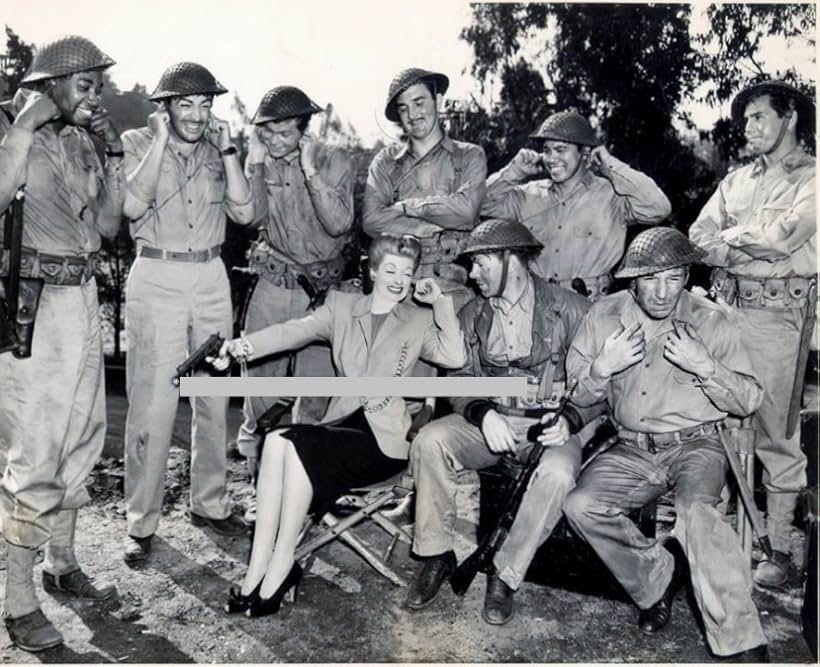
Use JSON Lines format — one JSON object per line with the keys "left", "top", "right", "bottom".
{"left": 614, "top": 227, "right": 706, "bottom": 279}
{"left": 384, "top": 67, "right": 449, "bottom": 122}
{"left": 149, "top": 62, "right": 227, "bottom": 101}
{"left": 731, "top": 78, "right": 815, "bottom": 127}
{"left": 252, "top": 86, "right": 323, "bottom": 125}
{"left": 530, "top": 110, "right": 599, "bottom": 147}
{"left": 21, "top": 35, "right": 115, "bottom": 85}
{"left": 460, "top": 219, "right": 543, "bottom": 258}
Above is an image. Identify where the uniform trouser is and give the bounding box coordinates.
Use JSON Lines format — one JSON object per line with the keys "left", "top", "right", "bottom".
{"left": 410, "top": 413, "right": 582, "bottom": 590}
{"left": 0, "top": 279, "right": 105, "bottom": 548}
{"left": 235, "top": 278, "right": 333, "bottom": 459}
{"left": 734, "top": 306, "right": 806, "bottom": 552}
{"left": 124, "top": 256, "right": 232, "bottom": 538}
{"left": 563, "top": 438, "right": 766, "bottom": 656}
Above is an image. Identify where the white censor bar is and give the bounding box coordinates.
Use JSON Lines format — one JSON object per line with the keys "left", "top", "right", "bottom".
{"left": 179, "top": 376, "right": 527, "bottom": 398}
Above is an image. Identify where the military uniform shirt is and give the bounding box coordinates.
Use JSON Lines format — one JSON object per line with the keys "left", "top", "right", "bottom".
{"left": 486, "top": 275, "right": 535, "bottom": 364}
{"left": 689, "top": 148, "right": 816, "bottom": 278}
{"left": 122, "top": 128, "right": 253, "bottom": 251}
{"left": 0, "top": 111, "right": 124, "bottom": 255}
{"left": 363, "top": 135, "right": 486, "bottom": 238}
{"left": 247, "top": 144, "right": 355, "bottom": 263}
{"left": 481, "top": 157, "right": 671, "bottom": 282}
{"left": 566, "top": 290, "right": 763, "bottom": 432}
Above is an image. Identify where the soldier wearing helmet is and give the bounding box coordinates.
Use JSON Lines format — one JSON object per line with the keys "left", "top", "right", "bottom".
{"left": 233, "top": 86, "right": 356, "bottom": 485}
{"left": 363, "top": 67, "right": 487, "bottom": 312}
{"left": 690, "top": 78, "right": 816, "bottom": 589}
{"left": 120, "top": 62, "right": 255, "bottom": 564}
{"left": 563, "top": 226, "right": 769, "bottom": 661}
{"left": 482, "top": 110, "right": 671, "bottom": 301}
{"left": 0, "top": 35, "right": 123, "bottom": 652}
{"left": 406, "top": 219, "right": 597, "bottom": 625}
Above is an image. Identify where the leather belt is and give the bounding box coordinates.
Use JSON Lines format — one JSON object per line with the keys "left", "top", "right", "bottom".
{"left": 138, "top": 245, "right": 221, "bottom": 263}
{"left": 711, "top": 268, "right": 816, "bottom": 310}
{"left": 617, "top": 421, "right": 722, "bottom": 454}
{"left": 1, "top": 247, "right": 94, "bottom": 286}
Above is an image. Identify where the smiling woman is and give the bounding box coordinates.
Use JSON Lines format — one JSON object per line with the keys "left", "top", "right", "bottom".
{"left": 209, "top": 232, "right": 467, "bottom": 618}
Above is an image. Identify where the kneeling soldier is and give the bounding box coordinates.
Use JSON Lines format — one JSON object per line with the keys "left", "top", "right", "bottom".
{"left": 406, "top": 219, "right": 595, "bottom": 624}
{"left": 563, "top": 227, "right": 768, "bottom": 661}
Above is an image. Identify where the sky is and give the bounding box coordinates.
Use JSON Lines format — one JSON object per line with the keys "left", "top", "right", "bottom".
{"left": 2, "top": 0, "right": 815, "bottom": 146}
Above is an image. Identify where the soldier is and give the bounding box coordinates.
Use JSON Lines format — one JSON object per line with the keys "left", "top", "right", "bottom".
{"left": 689, "top": 79, "right": 816, "bottom": 589}
{"left": 0, "top": 35, "right": 124, "bottom": 652}
{"left": 406, "top": 219, "right": 595, "bottom": 625}
{"left": 363, "top": 67, "right": 487, "bottom": 311}
{"left": 121, "top": 62, "right": 255, "bottom": 563}
{"left": 563, "top": 227, "right": 768, "bottom": 662}
{"left": 234, "top": 86, "right": 355, "bottom": 479}
{"left": 481, "top": 111, "right": 671, "bottom": 300}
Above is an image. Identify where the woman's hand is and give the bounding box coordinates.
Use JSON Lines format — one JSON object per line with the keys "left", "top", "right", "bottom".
{"left": 414, "top": 278, "right": 443, "bottom": 304}
{"left": 206, "top": 338, "right": 254, "bottom": 371}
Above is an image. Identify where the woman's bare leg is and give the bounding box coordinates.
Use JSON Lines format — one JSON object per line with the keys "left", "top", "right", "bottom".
{"left": 241, "top": 430, "right": 288, "bottom": 595}
{"left": 260, "top": 440, "right": 312, "bottom": 597}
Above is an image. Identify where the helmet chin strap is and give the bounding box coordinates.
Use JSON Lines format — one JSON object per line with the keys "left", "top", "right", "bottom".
{"left": 761, "top": 110, "right": 793, "bottom": 156}
{"left": 493, "top": 249, "right": 512, "bottom": 298}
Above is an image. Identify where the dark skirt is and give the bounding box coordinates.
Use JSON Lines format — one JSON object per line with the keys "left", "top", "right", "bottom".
{"left": 274, "top": 409, "right": 407, "bottom": 516}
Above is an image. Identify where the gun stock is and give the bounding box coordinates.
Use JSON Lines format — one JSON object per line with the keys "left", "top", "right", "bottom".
{"left": 171, "top": 333, "right": 225, "bottom": 386}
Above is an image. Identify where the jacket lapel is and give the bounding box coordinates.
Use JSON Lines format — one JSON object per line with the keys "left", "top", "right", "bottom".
{"left": 352, "top": 294, "right": 374, "bottom": 351}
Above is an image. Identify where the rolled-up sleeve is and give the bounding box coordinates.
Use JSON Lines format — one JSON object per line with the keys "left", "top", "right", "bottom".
{"left": 306, "top": 148, "right": 355, "bottom": 237}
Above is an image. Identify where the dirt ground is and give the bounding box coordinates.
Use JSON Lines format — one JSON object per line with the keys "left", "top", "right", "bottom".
{"left": 0, "top": 389, "right": 816, "bottom": 664}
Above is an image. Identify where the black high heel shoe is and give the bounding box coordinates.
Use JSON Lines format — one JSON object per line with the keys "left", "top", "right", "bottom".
{"left": 224, "top": 579, "right": 262, "bottom": 614}
{"left": 245, "top": 562, "right": 303, "bottom": 618}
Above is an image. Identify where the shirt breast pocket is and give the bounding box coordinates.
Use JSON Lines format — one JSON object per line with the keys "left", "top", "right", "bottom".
{"left": 204, "top": 161, "right": 226, "bottom": 204}
{"left": 672, "top": 368, "right": 700, "bottom": 387}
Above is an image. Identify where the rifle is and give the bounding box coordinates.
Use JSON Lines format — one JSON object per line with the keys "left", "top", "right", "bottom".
{"left": 786, "top": 278, "right": 817, "bottom": 439}
{"left": 1, "top": 188, "right": 43, "bottom": 358}
{"left": 451, "top": 378, "right": 579, "bottom": 596}
{"left": 171, "top": 333, "right": 225, "bottom": 386}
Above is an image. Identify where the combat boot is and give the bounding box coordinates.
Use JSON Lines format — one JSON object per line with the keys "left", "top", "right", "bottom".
{"left": 405, "top": 551, "right": 455, "bottom": 610}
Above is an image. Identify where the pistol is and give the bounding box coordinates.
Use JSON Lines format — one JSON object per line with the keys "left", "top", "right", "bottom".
{"left": 171, "top": 333, "right": 225, "bottom": 386}
{"left": 296, "top": 274, "right": 327, "bottom": 311}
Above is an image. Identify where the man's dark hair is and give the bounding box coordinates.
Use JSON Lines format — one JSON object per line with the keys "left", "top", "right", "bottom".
{"left": 295, "top": 114, "right": 310, "bottom": 133}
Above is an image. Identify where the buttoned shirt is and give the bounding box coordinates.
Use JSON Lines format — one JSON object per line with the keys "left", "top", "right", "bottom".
{"left": 689, "top": 148, "right": 816, "bottom": 278}
{"left": 0, "top": 106, "right": 124, "bottom": 256}
{"left": 363, "top": 135, "right": 486, "bottom": 238}
{"left": 481, "top": 157, "right": 670, "bottom": 282}
{"left": 567, "top": 290, "right": 763, "bottom": 432}
{"left": 122, "top": 128, "right": 253, "bottom": 252}
{"left": 247, "top": 143, "right": 355, "bottom": 263}
{"left": 486, "top": 275, "right": 535, "bottom": 364}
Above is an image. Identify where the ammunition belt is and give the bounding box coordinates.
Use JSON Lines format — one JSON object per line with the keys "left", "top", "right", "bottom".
{"left": 248, "top": 241, "right": 345, "bottom": 291}
{"left": 547, "top": 272, "right": 612, "bottom": 299}
{"left": 1, "top": 247, "right": 94, "bottom": 286}
{"left": 711, "top": 268, "right": 816, "bottom": 310}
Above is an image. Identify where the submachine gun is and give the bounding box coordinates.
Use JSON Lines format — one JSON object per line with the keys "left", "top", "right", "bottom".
{"left": 450, "top": 378, "right": 579, "bottom": 595}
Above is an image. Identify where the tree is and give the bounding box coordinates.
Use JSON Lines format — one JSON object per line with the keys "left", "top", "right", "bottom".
{"left": 459, "top": 3, "right": 815, "bottom": 228}
{"left": 461, "top": 3, "right": 705, "bottom": 226}
{"left": 1, "top": 26, "right": 33, "bottom": 97}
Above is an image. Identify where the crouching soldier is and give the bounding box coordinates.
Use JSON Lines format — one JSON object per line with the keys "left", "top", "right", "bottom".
{"left": 0, "top": 36, "right": 124, "bottom": 652}
{"left": 406, "top": 219, "right": 596, "bottom": 625}
{"left": 563, "top": 227, "right": 769, "bottom": 661}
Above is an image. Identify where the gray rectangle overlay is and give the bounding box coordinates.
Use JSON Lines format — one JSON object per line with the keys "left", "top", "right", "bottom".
{"left": 178, "top": 376, "right": 527, "bottom": 397}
